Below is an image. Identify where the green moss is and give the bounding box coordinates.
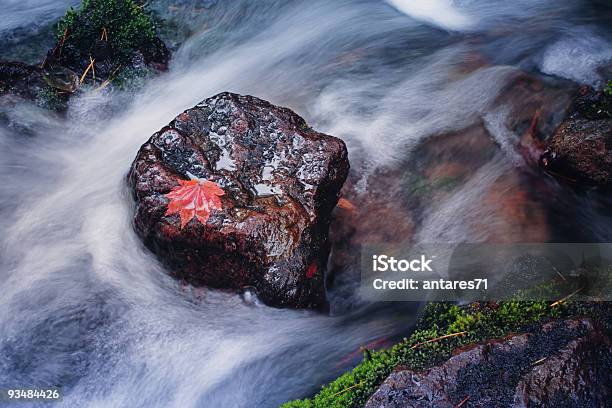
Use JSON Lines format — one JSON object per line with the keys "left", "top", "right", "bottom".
{"left": 282, "top": 299, "right": 608, "bottom": 408}
{"left": 408, "top": 174, "right": 464, "bottom": 202}
{"left": 111, "top": 63, "right": 153, "bottom": 89}
{"left": 57, "top": 0, "right": 157, "bottom": 69}
{"left": 36, "top": 86, "right": 68, "bottom": 112}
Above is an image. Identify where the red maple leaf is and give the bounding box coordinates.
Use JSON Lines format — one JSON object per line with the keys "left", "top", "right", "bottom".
{"left": 165, "top": 175, "right": 224, "bottom": 228}
{"left": 306, "top": 262, "right": 317, "bottom": 279}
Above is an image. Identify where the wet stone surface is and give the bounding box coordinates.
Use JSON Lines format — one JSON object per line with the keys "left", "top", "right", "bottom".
{"left": 365, "top": 318, "right": 611, "bottom": 408}
{"left": 128, "top": 92, "right": 349, "bottom": 308}
{"left": 541, "top": 86, "right": 612, "bottom": 187}
{"left": 0, "top": 61, "right": 45, "bottom": 99}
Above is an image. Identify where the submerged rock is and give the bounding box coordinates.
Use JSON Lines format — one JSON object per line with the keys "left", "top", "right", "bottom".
{"left": 366, "top": 318, "right": 611, "bottom": 408}
{"left": 541, "top": 86, "right": 612, "bottom": 186}
{"left": 128, "top": 92, "right": 349, "bottom": 308}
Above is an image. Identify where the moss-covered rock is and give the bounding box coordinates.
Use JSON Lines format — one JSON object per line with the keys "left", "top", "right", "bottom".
{"left": 47, "top": 0, "right": 169, "bottom": 79}
{"left": 365, "top": 317, "right": 611, "bottom": 407}
{"left": 282, "top": 300, "right": 610, "bottom": 408}
{"left": 0, "top": 0, "right": 171, "bottom": 113}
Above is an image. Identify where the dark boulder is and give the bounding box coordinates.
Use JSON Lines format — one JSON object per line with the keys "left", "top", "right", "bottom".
{"left": 366, "top": 318, "right": 611, "bottom": 408}
{"left": 541, "top": 86, "right": 612, "bottom": 186}
{"left": 0, "top": 60, "right": 76, "bottom": 112}
{"left": 0, "top": 61, "right": 44, "bottom": 99}
{"left": 128, "top": 92, "right": 349, "bottom": 308}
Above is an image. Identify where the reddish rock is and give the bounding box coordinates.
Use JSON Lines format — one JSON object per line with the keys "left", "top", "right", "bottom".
{"left": 128, "top": 92, "right": 349, "bottom": 308}
{"left": 542, "top": 118, "right": 611, "bottom": 186}
{"left": 366, "top": 318, "right": 611, "bottom": 408}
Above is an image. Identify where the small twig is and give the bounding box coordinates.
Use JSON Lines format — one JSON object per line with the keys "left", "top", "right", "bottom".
{"left": 59, "top": 27, "right": 68, "bottom": 48}
{"left": 79, "top": 57, "right": 96, "bottom": 85}
{"left": 543, "top": 168, "right": 577, "bottom": 183}
{"left": 532, "top": 357, "right": 547, "bottom": 366}
{"left": 455, "top": 395, "right": 470, "bottom": 408}
{"left": 331, "top": 381, "right": 363, "bottom": 398}
{"left": 42, "top": 28, "right": 68, "bottom": 68}
{"left": 550, "top": 287, "right": 583, "bottom": 308}
{"left": 40, "top": 53, "right": 50, "bottom": 69}
{"left": 410, "top": 331, "right": 468, "bottom": 350}
{"left": 551, "top": 264, "right": 567, "bottom": 282}
{"left": 90, "top": 56, "right": 96, "bottom": 81}
{"left": 94, "top": 79, "right": 112, "bottom": 92}
{"left": 93, "top": 65, "right": 122, "bottom": 92}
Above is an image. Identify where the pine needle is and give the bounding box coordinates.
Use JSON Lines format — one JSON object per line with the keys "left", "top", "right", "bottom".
{"left": 94, "top": 79, "right": 112, "bottom": 93}
{"left": 89, "top": 56, "right": 96, "bottom": 81}
{"left": 59, "top": 27, "right": 68, "bottom": 48}
{"left": 532, "top": 357, "right": 547, "bottom": 366}
{"left": 410, "top": 331, "right": 468, "bottom": 350}
{"left": 100, "top": 27, "right": 108, "bottom": 42}
{"left": 550, "top": 287, "right": 582, "bottom": 307}
{"left": 542, "top": 168, "right": 577, "bottom": 183}
{"left": 42, "top": 27, "right": 68, "bottom": 68}
{"left": 93, "top": 66, "right": 122, "bottom": 93}
{"left": 331, "top": 381, "right": 363, "bottom": 398}
{"left": 79, "top": 57, "right": 96, "bottom": 84}
{"left": 551, "top": 264, "right": 567, "bottom": 282}
{"left": 455, "top": 395, "right": 470, "bottom": 408}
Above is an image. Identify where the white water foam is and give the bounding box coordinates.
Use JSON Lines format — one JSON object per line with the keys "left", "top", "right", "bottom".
{"left": 386, "top": 0, "right": 474, "bottom": 31}
{"left": 541, "top": 28, "right": 612, "bottom": 86}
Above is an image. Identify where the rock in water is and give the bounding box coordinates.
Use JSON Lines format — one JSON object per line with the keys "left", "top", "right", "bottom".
{"left": 0, "top": 61, "right": 44, "bottom": 99}
{"left": 541, "top": 86, "right": 612, "bottom": 186}
{"left": 128, "top": 92, "right": 349, "bottom": 308}
{"left": 365, "top": 318, "right": 611, "bottom": 408}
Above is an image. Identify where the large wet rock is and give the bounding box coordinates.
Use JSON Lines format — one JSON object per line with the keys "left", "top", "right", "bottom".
{"left": 128, "top": 92, "right": 349, "bottom": 308}
{"left": 541, "top": 86, "right": 612, "bottom": 186}
{"left": 366, "top": 318, "right": 611, "bottom": 408}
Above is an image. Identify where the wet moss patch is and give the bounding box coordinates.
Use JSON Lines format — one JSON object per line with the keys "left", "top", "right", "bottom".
{"left": 36, "top": 86, "right": 69, "bottom": 112}
{"left": 52, "top": 0, "right": 167, "bottom": 77}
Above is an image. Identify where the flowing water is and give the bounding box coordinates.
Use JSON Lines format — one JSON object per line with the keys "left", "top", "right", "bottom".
{"left": 1, "top": 1, "right": 611, "bottom": 407}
